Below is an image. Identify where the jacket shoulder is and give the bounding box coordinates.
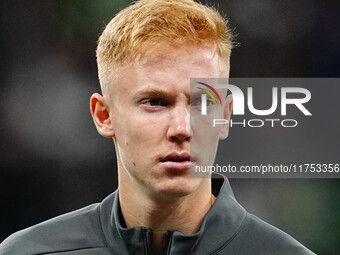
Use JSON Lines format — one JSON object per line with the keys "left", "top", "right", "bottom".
{"left": 218, "top": 213, "right": 316, "bottom": 255}
{"left": 0, "top": 203, "right": 108, "bottom": 255}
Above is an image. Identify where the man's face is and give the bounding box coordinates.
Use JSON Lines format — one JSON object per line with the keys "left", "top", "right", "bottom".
{"left": 104, "top": 46, "right": 230, "bottom": 198}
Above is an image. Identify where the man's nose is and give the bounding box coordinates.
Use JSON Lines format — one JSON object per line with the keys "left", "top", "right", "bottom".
{"left": 166, "top": 106, "right": 191, "bottom": 142}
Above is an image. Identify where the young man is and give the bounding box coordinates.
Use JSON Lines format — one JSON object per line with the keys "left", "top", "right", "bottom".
{"left": 0, "top": 0, "right": 315, "bottom": 254}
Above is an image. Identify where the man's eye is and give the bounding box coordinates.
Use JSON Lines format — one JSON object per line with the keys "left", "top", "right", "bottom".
{"left": 191, "top": 97, "right": 214, "bottom": 107}
{"left": 206, "top": 100, "right": 214, "bottom": 106}
{"left": 145, "top": 99, "right": 167, "bottom": 106}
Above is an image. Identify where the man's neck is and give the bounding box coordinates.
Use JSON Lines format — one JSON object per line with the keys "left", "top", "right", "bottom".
{"left": 118, "top": 177, "right": 215, "bottom": 254}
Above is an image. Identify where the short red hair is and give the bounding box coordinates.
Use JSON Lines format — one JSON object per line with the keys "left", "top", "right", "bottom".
{"left": 97, "top": 0, "right": 233, "bottom": 92}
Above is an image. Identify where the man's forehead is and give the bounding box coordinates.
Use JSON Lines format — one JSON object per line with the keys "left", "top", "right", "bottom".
{"left": 109, "top": 47, "right": 230, "bottom": 96}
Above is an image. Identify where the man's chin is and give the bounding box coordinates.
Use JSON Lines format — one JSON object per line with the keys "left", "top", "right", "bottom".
{"left": 150, "top": 176, "right": 203, "bottom": 200}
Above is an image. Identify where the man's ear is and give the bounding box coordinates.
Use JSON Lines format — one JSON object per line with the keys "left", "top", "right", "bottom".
{"left": 219, "top": 94, "right": 233, "bottom": 140}
{"left": 90, "top": 93, "right": 115, "bottom": 138}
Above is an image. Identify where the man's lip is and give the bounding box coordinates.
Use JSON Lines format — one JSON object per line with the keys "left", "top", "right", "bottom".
{"left": 160, "top": 152, "right": 191, "bottom": 162}
{"left": 160, "top": 160, "right": 191, "bottom": 170}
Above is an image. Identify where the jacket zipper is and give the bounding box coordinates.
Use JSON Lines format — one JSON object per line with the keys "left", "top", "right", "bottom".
{"left": 163, "top": 231, "right": 173, "bottom": 255}
{"left": 143, "top": 228, "right": 152, "bottom": 255}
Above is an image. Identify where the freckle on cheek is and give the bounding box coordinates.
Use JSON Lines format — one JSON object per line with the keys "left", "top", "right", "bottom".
{"left": 133, "top": 162, "right": 136, "bottom": 166}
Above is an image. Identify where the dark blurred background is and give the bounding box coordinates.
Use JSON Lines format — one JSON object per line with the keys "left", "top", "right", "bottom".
{"left": 0, "top": 0, "right": 339, "bottom": 254}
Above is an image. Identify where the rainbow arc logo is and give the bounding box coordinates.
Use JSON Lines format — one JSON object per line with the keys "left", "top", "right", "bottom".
{"left": 196, "top": 82, "right": 222, "bottom": 115}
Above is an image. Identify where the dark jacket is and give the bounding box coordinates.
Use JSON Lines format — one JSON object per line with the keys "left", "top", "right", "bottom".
{"left": 0, "top": 175, "right": 315, "bottom": 255}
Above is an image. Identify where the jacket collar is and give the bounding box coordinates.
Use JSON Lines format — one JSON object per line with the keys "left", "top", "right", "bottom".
{"left": 99, "top": 174, "right": 247, "bottom": 254}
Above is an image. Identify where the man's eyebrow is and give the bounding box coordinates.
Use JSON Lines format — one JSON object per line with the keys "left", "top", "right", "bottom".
{"left": 132, "top": 88, "right": 176, "bottom": 100}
